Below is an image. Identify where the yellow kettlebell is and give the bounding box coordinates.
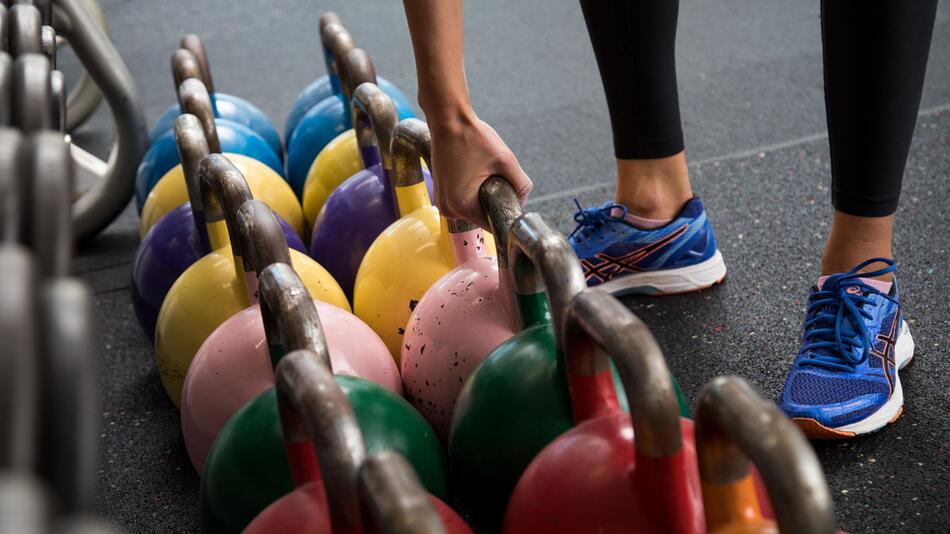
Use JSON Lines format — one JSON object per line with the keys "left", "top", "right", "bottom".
{"left": 353, "top": 118, "right": 495, "bottom": 362}
{"left": 299, "top": 48, "right": 380, "bottom": 230}
{"left": 154, "top": 154, "right": 348, "bottom": 407}
{"left": 139, "top": 50, "right": 303, "bottom": 239}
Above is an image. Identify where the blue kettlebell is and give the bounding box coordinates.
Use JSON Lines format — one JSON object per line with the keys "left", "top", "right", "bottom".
{"left": 135, "top": 50, "right": 284, "bottom": 211}
{"left": 284, "top": 22, "right": 414, "bottom": 198}
{"left": 149, "top": 35, "right": 282, "bottom": 160}
{"left": 283, "top": 14, "right": 413, "bottom": 148}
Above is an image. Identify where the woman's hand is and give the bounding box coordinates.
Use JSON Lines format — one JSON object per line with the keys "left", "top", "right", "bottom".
{"left": 428, "top": 108, "right": 533, "bottom": 230}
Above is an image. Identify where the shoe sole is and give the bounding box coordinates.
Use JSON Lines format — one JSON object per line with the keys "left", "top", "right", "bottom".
{"left": 794, "top": 320, "right": 915, "bottom": 439}
{"left": 598, "top": 250, "right": 727, "bottom": 297}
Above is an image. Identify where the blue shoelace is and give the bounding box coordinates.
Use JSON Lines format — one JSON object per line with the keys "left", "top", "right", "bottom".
{"left": 800, "top": 258, "right": 898, "bottom": 372}
{"left": 569, "top": 199, "right": 628, "bottom": 241}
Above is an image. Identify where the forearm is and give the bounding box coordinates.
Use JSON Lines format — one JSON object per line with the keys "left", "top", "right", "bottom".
{"left": 402, "top": 0, "right": 473, "bottom": 123}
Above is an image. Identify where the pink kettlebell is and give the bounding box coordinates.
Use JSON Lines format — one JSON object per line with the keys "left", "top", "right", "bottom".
{"left": 180, "top": 199, "right": 400, "bottom": 472}
{"left": 401, "top": 176, "right": 523, "bottom": 440}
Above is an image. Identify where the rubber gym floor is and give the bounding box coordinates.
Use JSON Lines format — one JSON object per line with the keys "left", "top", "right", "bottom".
{"left": 67, "top": 1, "right": 949, "bottom": 532}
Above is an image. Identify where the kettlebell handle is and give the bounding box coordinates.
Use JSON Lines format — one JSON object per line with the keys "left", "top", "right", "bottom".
{"left": 0, "top": 247, "right": 38, "bottom": 473}
{"left": 178, "top": 76, "right": 222, "bottom": 153}
{"left": 695, "top": 377, "right": 837, "bottom": 533}
{"left": 8, "top": 4, "right": 43, "bottom": 56}
{"left": 319, "top": 15, "right": 351, "bottom": 95}
{"left": 171, "top": 48, "right": 205, "bottom": 108}
{"left": 24, "top": 131, "right": 73, "bottom": 279}
{"left": 340, "top": 47, "right": 376, "bottom": 107}
{"left": 478, "top": 175, "right": 523, "bottom": 267}
{"left": 171, "top": 114, "right": 213, "bottom": 254}
{"left": 358, "top": 451, "right": 447, "bottom": 534}
{"left": 275, "top": 349, "right": 367, "bottom": 533}
{"left": 563, "top": 289, "right": 681, "bottom": 453}
{"left": 258, "top": 262, "right": 331, "bottom": 370}
{"left": 196, "top": 154, "right": 257, "bottom": 302}
{"left": 352, "top": 82, "right": 398, "bottom": 173}
{"left": 12, "top": 54, "right": 53, "bottom": 134}
{"left": 179, "top": 34, "right": 215, "bottom": 95}
{"left": 233, "top": 199, "right": 293, "bottom": 298}
{"left": 507, "top": 212, "right": 586, "bottom": 348}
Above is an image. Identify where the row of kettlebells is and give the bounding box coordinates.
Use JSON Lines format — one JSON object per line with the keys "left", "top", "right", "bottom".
{"left": 129, "top": 12, "right": 838, "bottom": 533}
{"left": 0, "top": 4, "right": 116, "bottom": 529}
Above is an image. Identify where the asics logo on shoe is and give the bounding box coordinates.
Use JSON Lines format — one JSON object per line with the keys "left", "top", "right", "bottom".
{"left": 580, "top": 224, "right": 688, "bottom": 284}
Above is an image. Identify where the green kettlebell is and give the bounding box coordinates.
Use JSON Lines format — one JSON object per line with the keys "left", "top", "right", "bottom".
{"left": 199, "top": 262, "right": 447, "bottom": 534}
{"left": 448, "top": 209, "right": 689, "bottom": 529}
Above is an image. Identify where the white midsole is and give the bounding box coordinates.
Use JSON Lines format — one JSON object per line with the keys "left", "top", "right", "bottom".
{"left": 836, "top": 320, "right": 914, "bottom": 434}
{"left": 599, "top": 250, "right": 727, "bottom": 296}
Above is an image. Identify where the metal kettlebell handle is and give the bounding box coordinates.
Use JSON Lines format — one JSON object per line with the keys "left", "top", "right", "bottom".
{"left": 695, "top": 376, "right": 837, "bottom": 533}
{"left": 171, "top": 48, "right": 205, "bottom": 108}
{"left": 25, "top": 131, "right": 73, "bottom": 278}
{"left": 40, "top": 278, "right": 100, "bottom": 516}
{"left": 563, "top": 288, "right": 682, "bottom": 455}
{"left": 196, "top": 154, "right": 254, "bottom": 259}
{"left": 51, "top": 0, "right": 148, "bottom": 240}
{"left": 234, "top": 199, "right": 293, "bottom": 289}
{"left": 172, "top": 114, "right": 210, "bottom": 230}
{"left": 179, "top": 34, "right": 215, "bottom": 95}
{"left": 479, "top": 176, "right": 524, "bottom": 267}
{"left": 341, "top": 47, "right": 376, "bottom": 104}
{"left": 391, "top": 118, "right": 430, "bottom": 188}
{"left": 321, "top": 21, "right": 355, "bottom": 93}
{"left": 275, "top": 349, "right": 367, "bottom": 532}
{"left": 319, "top": 11, "right": 342, "bottom": 33}
{"left": 12, "top": 53, "right": 52, "bottom": 133}
{"left": 0, "top": 246, "right": 38, "bottom": 473}
{"left": 507, "top": 212, "right": 586, "bottom": 348}
{"left": 352, "top": 82, "right": 398, "bottom": 173}
{"left": 258, "top": 262, "right": 331, "bottom": 370}
{"left": 358, "top": 451, "right": 447, "bottom": 534}
{"left": 178, "top": 76, "right": 222, "bottom": 153}
{"left": 8, "top": 3, "right": 43, "bottom": 56}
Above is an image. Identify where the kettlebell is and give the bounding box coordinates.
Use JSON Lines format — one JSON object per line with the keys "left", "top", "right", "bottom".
{"left": 153, "top": 154, "right": 348, "bottom": 407}
{"left": 448, "top": 213, "right": 689, "bottom": 529}
{"left": 134, "top": 51, "right": 283, "bottom": 212}
{"left": 354, "top": 118, "right": 495, "bottom": 361}
{"left": 132, "top": 111, "right": 305, "bottom": 342}
{"left": 148, "top": 34, "right": 282, "bottom": 159}
{"left": 199, "top": 263, "right": 448, "bottom": 534}
{"left": 401, "top": 177, "right": 522, "bottom": 441}
{"left": 308, "top": 81, "right": 434, "bottom": 300}
{"left": 180, "top": 208, "right": 400, "bottom": 473}
{"left": 287, "top": 44, "right": 415, "bottom": 198}
{"left": 139, "top": 56, "right": 304, "bottom": 237}
{"left": 283, "top": 13, "right": 413, "bottom": 147}
{"left": 243, "top": 348, "right": 470, "bottom": 533}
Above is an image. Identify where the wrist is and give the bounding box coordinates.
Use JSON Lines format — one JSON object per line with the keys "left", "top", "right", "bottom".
{"left": 421, "top": 99, "right": 476, "bottom": 132}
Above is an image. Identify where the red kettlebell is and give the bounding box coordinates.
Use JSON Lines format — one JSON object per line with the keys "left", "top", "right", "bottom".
{"left": 244, "top": 347, "right": 470, "bottom": 533}
{"left": 401, "top": 177, "right": 522, "bottom": 440}
{"left": 504, "top": 289, "right": 794, "bottom": 532}
{"left": 503, "top": 288, "right": 704, "bottom": 532}
{"left": 695, "top": 376, "right": 835, "bottom": 533}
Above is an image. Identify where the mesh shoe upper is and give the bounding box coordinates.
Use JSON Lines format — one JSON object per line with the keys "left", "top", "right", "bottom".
{"left": 780, "top": 259, "right": 904, "bottom": 429}
{"left": 569, "top": 197, "right": 717, "bottom": 286}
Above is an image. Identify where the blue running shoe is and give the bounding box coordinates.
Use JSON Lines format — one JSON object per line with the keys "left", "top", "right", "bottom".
{"left": 779, "top": 259, "right": 915, "bottom": 439}
{"left": 568, "top": 197, "right": 726, "bottom": 295}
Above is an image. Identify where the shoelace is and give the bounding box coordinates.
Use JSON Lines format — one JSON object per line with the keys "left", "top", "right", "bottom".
{"left": 800, "top": 258, "right": 898, "bottom": 372}
{"left": 569, "top": 199, "right": 628, "bottom": 241}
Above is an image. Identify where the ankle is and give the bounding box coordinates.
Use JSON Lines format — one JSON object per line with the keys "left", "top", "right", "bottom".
{"left": 614, "top": 153, "right": 693, "bottom": 219}
{"left": 820, "top": 211, "right": 895, "bottom": 280}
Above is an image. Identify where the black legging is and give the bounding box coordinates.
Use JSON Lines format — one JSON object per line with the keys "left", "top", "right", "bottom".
{"left": 579, "top": 0, "right": 938, "bottom": 217}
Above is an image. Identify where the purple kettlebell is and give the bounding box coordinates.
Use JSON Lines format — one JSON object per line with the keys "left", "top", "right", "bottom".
{"left": 309, "top": 82, "right": 433, "bottom": 301}
{"left": 131, "top": 109, "right": 305, "bottom": 342}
